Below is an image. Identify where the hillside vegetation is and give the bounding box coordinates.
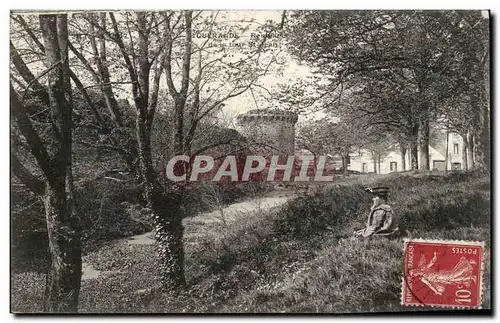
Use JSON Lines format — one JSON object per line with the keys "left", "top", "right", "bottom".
{"left": 11, "top": 171, "right": 491, "bottom": 313}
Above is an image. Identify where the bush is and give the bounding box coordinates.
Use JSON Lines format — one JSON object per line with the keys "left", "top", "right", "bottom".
{"left": 77, "top": 180, "right": 152, "bottom": 251}
{"left": 375, "top": 173, "right": 490, "bottom": 234}
{"left": 272, "top": 184, "right": 369, "bottom": 239}
{"left": 10, "top": 272, "right": 45, "bottom": 313}
{"left": 183, "top": 181, "right": 275, "bottom": 217}
{"left": 11, "top": 179, "right": 152, "bottom": 273}
{"left": 11, "top": 188, "right": 49, "bottom": 273}
{"left": 185, "top": 171, "right": 491, "bottom": 312}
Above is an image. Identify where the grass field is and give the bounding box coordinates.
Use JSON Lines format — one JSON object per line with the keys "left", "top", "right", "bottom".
{"left": 11, "top": 171, "right": 491, "bottom": 313}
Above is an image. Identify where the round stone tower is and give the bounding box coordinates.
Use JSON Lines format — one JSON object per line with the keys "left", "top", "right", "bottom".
{"left": 236, "top": 109, "right": 298, "bottom": 155}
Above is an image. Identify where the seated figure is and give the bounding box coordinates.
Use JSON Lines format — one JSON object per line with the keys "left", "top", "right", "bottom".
{"left": 354, "top": 186, "right": 399, "bottom": 238}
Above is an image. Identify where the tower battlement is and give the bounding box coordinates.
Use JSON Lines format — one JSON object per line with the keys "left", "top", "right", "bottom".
{"left": 236, "top": 109, "right": 298, "bottom": 125}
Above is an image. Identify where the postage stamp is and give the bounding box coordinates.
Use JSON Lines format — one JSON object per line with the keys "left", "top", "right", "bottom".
{"left": 402, "top": 239, "right": 485, "bottom": 309}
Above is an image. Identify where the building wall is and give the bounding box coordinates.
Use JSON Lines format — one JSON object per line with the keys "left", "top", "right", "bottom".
{"left": 348, "top": 132, "right": 466, "bottom": 174}
{"left": 424, "top": 132, "right": 465, "bottom": 171}
{"left": 446, "top": 133, "right": 466, "bottom": 170}
{"left": 349, "top": 149, "right": 403, "bottom": 174}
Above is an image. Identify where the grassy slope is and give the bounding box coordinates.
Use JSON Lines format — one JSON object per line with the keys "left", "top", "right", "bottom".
{"left": 11, "top": 172, "right": 491, "bottom": 313}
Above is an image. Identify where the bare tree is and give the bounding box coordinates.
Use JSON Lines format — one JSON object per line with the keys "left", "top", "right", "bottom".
{"left": 80, "top": 10, "right": 279, "bottom": 291}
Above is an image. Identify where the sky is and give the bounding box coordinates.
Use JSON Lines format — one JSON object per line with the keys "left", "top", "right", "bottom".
{"left": 203, "top": 11, "right": 320, "bottom": 125}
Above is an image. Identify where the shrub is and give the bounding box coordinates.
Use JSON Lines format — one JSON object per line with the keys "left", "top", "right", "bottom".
{"left": 376, "top": 173, "right": 490, "bottom": 234}
{"left": 11, "top": 179, "right": 152, "bottom": 273}
{"left": 11, "top": 188, "right": 49, "bottom": 273}
{"left": 183, "top": 181, "right": 275, "bottom": 217}
{"left": 77, "top": 180, "right": 151, "bottom": 251}
{"left": 10, "top": 272, "right": 45, "bottom": 313}
{"left": 206, "top": 172, "right": 491, "bottom": 312}
{"left": 272, "top": 184, "right": 369, "bottom": 239}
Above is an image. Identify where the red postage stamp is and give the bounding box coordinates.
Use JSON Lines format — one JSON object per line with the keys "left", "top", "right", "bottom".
{"left": 402, "top": 239, "right": 484, "bottom": 309}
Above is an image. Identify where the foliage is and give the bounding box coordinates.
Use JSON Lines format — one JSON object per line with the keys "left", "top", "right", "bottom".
{"left": 77, "top": 181, "right": 152, "bottom": 251}
{"left": 11, "top": 188, "right": 49, "bottom": 273}
{"left": 279, "top": 10, "right": 490, "bottom": 171}
{"left": 11, "top": 179, "right": 152, "bottom": 274}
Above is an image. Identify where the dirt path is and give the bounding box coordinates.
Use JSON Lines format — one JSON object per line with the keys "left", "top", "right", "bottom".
{"left": 82, "top": 190, "right": 295, "bottom": 280}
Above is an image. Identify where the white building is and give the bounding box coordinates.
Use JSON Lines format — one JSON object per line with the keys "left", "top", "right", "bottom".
{"left": 348, "top": 131, "right": 466, "bottom": 174}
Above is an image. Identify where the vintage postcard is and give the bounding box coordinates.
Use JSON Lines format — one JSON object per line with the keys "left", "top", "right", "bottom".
{"left": 10, "top": 9, "right": 491, "bottom": 314}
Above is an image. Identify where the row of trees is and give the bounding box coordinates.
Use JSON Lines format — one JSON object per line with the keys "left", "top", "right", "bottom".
{"left": 297, "top": 119, "right": 398, "bottom": 174}
{"left": 281, "top": 10, "right": 490, "bottom": 172}
{"left": 11, "top": 11, "right": 282, "bottom": 311}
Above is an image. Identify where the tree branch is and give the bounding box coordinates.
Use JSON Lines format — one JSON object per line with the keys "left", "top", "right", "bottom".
{"left": 11, "top": 152, "right": 45, "bottom": 195}
{"left": 10, "top": 84, "right": 53, "bottom": 180}
{"left": 10, "top": 41, "right": 50, "bottom": 105}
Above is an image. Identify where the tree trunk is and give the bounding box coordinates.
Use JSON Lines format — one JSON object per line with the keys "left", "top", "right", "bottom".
{"left": 372, "top": 153, "right": 377, "bottom": 173}
{"left": 461, "top": 133, "right": 468, "bottom": 171}
{"left": 149, "top": 188, "right": 186, "bottom": 291}
{"left": 467, "top": 132, "right": 475, "bottom": 170}
{"left": 444, "top": 128, "right": 450, "bottom": 174}
{"left": 475, "top": 110, "right": 490, "bottom": 172}
{"left": 117, "top": 11, "right": 191, "bottom": 293}
{"left": 136, "top": 109, "right": 186, "bottom": 291}
{"left": 476, "top": 99, "right": 490, "bottom": 172}
{"left": 409, "top": 123, "right": 419, "bottom": 170}
{"left": 475, "top": 35, "right": 490, "bottom": 172}
{"left": 39, "top": 14, "right": 82, "bottom": 312}
{"left": 341, "top": 154, "right": 347, "bottom": 177}
{"left": 43, "top": 182, "right": 82, "bottom": 312}
{"left": 418, "top": 112, "right": 430, "bottom": 170}
{"left": 400, "top": 144, "right": 407, "bottom": 171}
{"left": 377, "top": 153, "right": 381, "bottom": 174}
{"left": 88, "top": 13, "right": 123, "bottom": 127}
{"left": 409, "top": 140, "right": 418, "bottom": 170}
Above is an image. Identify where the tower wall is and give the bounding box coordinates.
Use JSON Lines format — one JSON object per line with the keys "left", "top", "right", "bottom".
{"left": 236, "top": 109, "right": 298, "bottom": 155}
